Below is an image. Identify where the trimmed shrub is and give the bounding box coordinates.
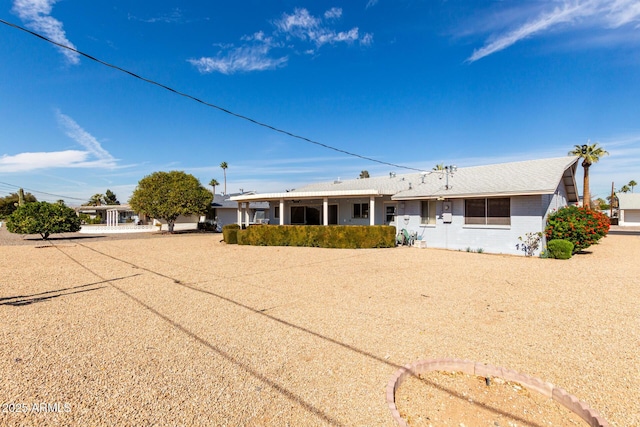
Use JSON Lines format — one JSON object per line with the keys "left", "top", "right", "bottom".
{"left": 545, "top": 206, "right": 610, "bottom": 252}
{"left": 547, "top": 239, "right": 574, "bottom": 259}
{"left": 6, "top": 201, "right": 81, "bottom": 240}
{"left": 237, "top": 225, "right": 396, "bottom": 249}
{"left": 222, "top": 223, "right": 240, "bottom": 244}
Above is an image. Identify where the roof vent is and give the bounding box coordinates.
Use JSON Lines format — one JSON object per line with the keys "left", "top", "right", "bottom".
{"left": 334, "top": 177, "right": 342, "bottom": 184}
{"left": 389, "top": 172, "right": 396, "bottom": 178}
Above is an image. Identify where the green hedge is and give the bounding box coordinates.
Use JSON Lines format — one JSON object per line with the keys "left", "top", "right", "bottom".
{"left": 222, "top": 223, "right": 240, "bottom": 244}
{"left": 547, "top": 239, "right": 574, "bottom": 259}
{"left": 236, "top": 225, "right": 396, "bottom": 248}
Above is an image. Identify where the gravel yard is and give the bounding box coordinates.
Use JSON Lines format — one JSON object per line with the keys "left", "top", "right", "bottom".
{"left": 1, "top": 227, "right": 638, "bottom": 426}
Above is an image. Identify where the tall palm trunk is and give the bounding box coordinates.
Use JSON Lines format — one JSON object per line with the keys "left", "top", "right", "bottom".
{"left": 223, "top": 170, "right": 227, "bottom": 195}
{"left": 582, "top": 160, "right": 591, "bottom": 208}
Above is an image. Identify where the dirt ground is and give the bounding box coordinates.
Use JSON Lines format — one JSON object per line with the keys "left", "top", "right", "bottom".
{"left": 0, "top": 227, "right": 638, "bottom": 426}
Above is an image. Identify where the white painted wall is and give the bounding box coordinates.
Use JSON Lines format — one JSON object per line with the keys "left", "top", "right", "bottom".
{"left": 620, "top": 209, "right": 640, "bottom": 226}
{"left": 396, "top": 195, "right": 557, "bottom": 256}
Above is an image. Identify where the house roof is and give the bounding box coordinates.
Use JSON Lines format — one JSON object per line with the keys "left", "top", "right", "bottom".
{"left": 393, "top": 156, "right": 579, "bottom": 201}
{"left": 229, "top": 156, "right": 579, "bottom": 203}
{"left": 215, "top": 193, "right": 270, "bottom": 209}
{"left": 75, "top": 204, "right": 134, "bottom": 212}
{"left": 616, "top": 193, "right": 640, "bottom": 209}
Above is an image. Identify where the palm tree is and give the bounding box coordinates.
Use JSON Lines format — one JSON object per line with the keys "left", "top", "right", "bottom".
{"left": 85, "top": 193, "right": 104, "bottom": 206}
{"left": 220, "top": 162, "right": 228, "bottom": 195}
{"left": 629, "top": 180, "right": 637, "bottom": 193}
{"left": 568, "top": 142, "right": 608, "bottom": 208}
{"left": 620, "top": 185, "right": 631, "bottom": 193}
{"left": 209, "top": 178, "right": 219, "bottom": 198}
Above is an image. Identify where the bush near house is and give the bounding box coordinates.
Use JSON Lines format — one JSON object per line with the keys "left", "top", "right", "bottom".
{"left": 547, "top": 239, "right": 574, "bottom": 259}
{"left": 222, "top": 224, "right": 240, "bottom": 244}
{"left": 545, "top": 206, "right": 610, "bottom": 252}
{"left": 236, "top": 225, "right": 396, "bottom": 248}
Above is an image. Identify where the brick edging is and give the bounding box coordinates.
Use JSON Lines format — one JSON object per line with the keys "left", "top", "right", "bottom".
{"left": 386, "top": 358, "right": 609, "bottom": 427}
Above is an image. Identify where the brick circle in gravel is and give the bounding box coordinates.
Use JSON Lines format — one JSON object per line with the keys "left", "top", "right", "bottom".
{"left": 387, "top": 359, "right": 609, "bottom": 427}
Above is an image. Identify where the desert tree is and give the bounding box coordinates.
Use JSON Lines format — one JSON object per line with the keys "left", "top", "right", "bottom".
{"left": 359, "top": 170, "right": 370, "bottom": 179}
{"left": 104, "top": 189, "right": 120, "bottom": 205}
{"left": 6, "top": 201, "right": 81, "bottom": 240}
{"left": 568, "top": 142, "right": 608, "bottom": 208}
{"left": 220, "top": 162, "right": 228, "bottom": 195}
{"left": 209, "top": 178, "right": 220, "bottom": 197}
{"left": 129, "top": 171, "right": 212, "bottom": 233}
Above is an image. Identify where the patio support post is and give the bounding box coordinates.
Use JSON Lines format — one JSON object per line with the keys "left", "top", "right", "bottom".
{"left": 323, "top": 197, "right": 328, "bottom": 226}
{"left": 279, "top": 199, "right": 284, "bottom": 225}
{"left": 244, "top": 203, "right": 250, "bottom": 227}
{"left": 369, "top": 196, "right": 375, "bottom": 226}
{"left": 237, "top": 202, "right": 242, "bottom": 226}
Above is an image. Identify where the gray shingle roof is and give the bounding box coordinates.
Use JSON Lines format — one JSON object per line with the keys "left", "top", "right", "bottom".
{"left": 292, "top": 156, "right": 579, "bottom": 200}
{"left": 393, "top": 156, "right": 578, "bottom": 200}
{"left": 616, "top": 193, "right": 640, "bottom": 209}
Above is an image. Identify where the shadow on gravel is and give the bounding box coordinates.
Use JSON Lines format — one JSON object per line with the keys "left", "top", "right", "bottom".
{"left": 0, "top": 274, "right": 140, "bottom": 306}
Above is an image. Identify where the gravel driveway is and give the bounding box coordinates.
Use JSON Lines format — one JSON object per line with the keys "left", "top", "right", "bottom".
{"left": 1, "top": 227, "right": 638, "bottom": 426}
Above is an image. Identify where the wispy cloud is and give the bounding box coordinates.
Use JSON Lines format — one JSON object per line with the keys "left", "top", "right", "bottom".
{"left": 188, "top": 44, "right": 288, "bottom": 74}
{"left": 12, "top": 0, "right": 80, "bottom": 64}
{"left": 129, "top": 8, "right": 185, "bottom": 24}
{"left": 275, "top": 8, "right": 370, "bottom": 48}
{"left": 468, "top": 0, "right": 640, "bottom": 62}
{"left": 190, "top": 7, "right": 373, "bottom": 75}
{"left": 366, "top": 0, "right": 379, "bottom": 9}
{"left": 0, "top": 111, "right": 118, "bottom": 173}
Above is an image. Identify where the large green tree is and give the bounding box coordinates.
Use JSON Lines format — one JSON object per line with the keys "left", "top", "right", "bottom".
{"left": 0, "top": 192, "right": 37, "bottom": 219}
{"left": 568, "top": 142, "right": 608, "bottom": 208}
{"left": 129, "top": 171, "right": 212, "bottom": 233}
{"left": 104, "top": 189, "right": 120, "bottom": 205}
{"left": 6, "top": 201, "right": 81, "bottom": 240}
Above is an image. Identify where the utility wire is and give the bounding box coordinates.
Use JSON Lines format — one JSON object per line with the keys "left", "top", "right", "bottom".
{"left": 0, "top": 18, "right": 423, "bottom": 172}
{"left": 0, "top": 181, "right": 87, "bottom": 201}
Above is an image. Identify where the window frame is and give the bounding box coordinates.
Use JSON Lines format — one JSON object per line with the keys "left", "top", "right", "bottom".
{"left": 352, "top": 203, "right": 369, "bottom": 219}
{"left": 420, "top": 200, "right": 437, "bottom": 225}
{"left": 464, "top": 198, "right": 510, "bottom": 226}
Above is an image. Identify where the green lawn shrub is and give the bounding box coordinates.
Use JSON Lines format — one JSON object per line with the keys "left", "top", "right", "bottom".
{"left": 222, "top": 223, "right": 240, "bottom": 244}
{"left": 547, "top": 239, "right": 574, "bottom": 259}
{"left": 237, "top": 225, "right": 396, "bottom": 248}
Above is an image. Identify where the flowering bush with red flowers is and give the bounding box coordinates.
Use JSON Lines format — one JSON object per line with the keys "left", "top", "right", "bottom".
{"left": 545, "top": 206, "right": 610, "bottom": 252}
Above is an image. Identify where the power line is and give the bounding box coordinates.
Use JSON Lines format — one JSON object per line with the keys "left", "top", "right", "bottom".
{"left": 0, "top": 181, "right": 87, "bottom": 201}
{"left": 0, "top": 17, "right": 423, "bottom": 172}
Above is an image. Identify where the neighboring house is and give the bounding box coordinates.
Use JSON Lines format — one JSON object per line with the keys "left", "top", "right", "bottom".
{"left": 75, "top": 204, "right": 201, "bottom": 233}
{"left": 75, "top": 205, "right": 138, "bottom": 225}
{"left": 615, "top": 193, "right": 640, "bottom": 226}
{"left": 230, "top": 156, "right": 579, "bottom": 256}
{"left": 213, "top": 192, "right": 270, "bottom": 227}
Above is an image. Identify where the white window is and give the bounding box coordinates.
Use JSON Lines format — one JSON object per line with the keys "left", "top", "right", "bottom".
{"left": 421, "top": 200, "right": 436, "bottom": 225}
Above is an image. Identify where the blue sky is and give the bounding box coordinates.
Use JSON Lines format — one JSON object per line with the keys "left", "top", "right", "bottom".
{"left": 1, "top": 0, "right": 639, "bottom": 205}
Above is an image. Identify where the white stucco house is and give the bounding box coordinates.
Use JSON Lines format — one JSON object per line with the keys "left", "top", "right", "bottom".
{"left": 615, "top": 193, "right": 640, "bottom": 226}
{"left": 230, "top": 156, "right": 579, "bottom": 255}
{"left": 211, "top": 193, "right": 270, "bottom": 228}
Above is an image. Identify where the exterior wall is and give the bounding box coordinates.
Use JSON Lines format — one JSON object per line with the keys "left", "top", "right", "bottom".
{"left": 620, "top": 209, "right": 640, "bottom": 226}
{"left": 396, "top": 195, "right": 552, "bottom": 256}
{"left": 266, "top": 196, "right": 393, "bottom": 226}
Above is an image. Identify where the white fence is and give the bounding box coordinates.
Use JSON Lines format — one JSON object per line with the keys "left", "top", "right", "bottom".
{"left": 79, "top": 225, "right": 157, "bottom": 234}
